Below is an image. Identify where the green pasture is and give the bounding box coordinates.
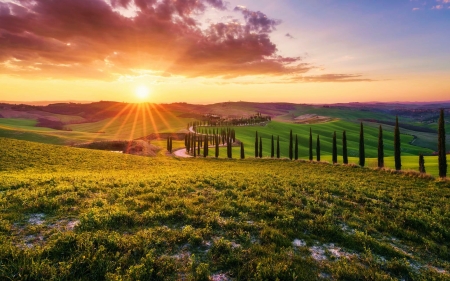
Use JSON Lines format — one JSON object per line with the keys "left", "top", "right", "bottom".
{"left": 67, "top": 110, "right": 194, "bottom": 140}
{"left": 1, "top": 138, "right": 449, "bottom": 280}
{"left": 205, "top": 121, "right": 434, "bottom": 159}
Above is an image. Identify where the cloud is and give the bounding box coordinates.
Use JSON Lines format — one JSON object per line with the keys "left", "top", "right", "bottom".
{"left": 412, "top": 7, "right": 420, "bottom": 11}
{"left": 0, "top": 0, "right": 368, "bottom": 83}
{"left": 432, "top": 5, "right": 444, "bottom": 9}
{"left": 289, "top": 74, "right": 374, "bottom": 83}
{"left": 285, "top": 33, "right": 294, "bottom": 39}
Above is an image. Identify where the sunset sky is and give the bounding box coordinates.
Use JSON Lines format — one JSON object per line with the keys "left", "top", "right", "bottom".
{"left": 0, "top": 0, "right": 449, "bottom": 104}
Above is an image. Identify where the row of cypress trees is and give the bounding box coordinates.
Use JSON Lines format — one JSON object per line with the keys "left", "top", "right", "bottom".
{"left": 250, "top": 111, "right": 447, "bottom": 177}
{"left": 179, "top": 110, "right": 447, "bottom": 177}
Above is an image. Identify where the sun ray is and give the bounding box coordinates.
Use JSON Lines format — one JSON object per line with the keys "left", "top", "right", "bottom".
{"left": 113, "top": 104, "right": 138, "bottom": 140}
{"left": 153, "top": 103, "right": 184, "bottom": 128}
{"left": 128, "top": 103, "right": 140, "bottom": 141}
{"left": 140, "top": 103, "right": 148, "bottom": 141}
{"left": 143, "top": 103, "right": 160, "bottom": 140}
{"left": 149, "top": 103, "right": 174, "bottom": 133}
{"left": 92, "top": 103, "right": 134, "bottom": 142}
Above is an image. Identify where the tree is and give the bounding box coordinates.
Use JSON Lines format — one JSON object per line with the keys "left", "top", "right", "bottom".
{"left": 193, "top": 135, "right": 197, "bottom": 157}
{"left": 309, "top": 128, "right": 313, "bottom": 161}
{"left": 316, "top": 135, "right": 320, "bottom": 161}
{"left": 419, "top": 153, "right": 426, "bottom": 174}
{"left": 167, "top": 137, "right": 170, "bottom": 151}
{"left": 271, "top": 135, "right": 274, "bottom": 158}
{"left": 241, "top": 142, "right": 245, "bottom": 159}
{"left": 295, "top": 135, "right": 299, "bottom": 160}
{"left": 359, "top": 122, "right": 365, "bottom": 167}
{"left": 277, "top": 136, "right": 280, "bottom": 159}
{"left": 438, "top": 109, "right": 447, "bottom": 178}
{"left": 332, "top": 131, "right": 337, "bottom": 164}
{"left": 259, "top": 137, "right": 263, "bottom": 158}
{"left": 255, "top": 131, "right": 259, "bottom": 158}
{"left": 186, "top": 133, "right": 190, "bottom": 153}
{"left": 227, "top": 137, "right": 232, "bottom": 159}
{"left": 215, "top": 135, "right": 219, "bottom": 158}
{"left": 203, "top": 135, "right": 208, "bottom": 157}
{"left": 394, "top": 116, "right": 402, "bottom": 171}
{"left": 342, "top": 131, "right": 348, "bottom": 164}
{"left": 377, "top": 125, "right": 384, "bottom": 168}
{"left": 289, "top": 129, "right": 293, "bottom": 160}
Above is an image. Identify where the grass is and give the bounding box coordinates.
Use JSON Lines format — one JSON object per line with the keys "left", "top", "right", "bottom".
{"left": 0, "top": 106, "right": 195, "bottom": 145}
{"left": 206, "top": 121, "right": 434, "bottom": 159}
{"left": 201, "top": 146, "right": 448, "bottom": 178}
{"left": 67, "top": 109, "right": 194, "bottom": 141}
{"left": 1, "top": 137, "right": 449, "bottom": 280}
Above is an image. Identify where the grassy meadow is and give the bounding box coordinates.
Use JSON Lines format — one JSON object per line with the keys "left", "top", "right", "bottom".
{"left": 0, "top": 106, "right": 195, "bottom": 145}
{"left": 204, "top": 121, "right": 435, "bottom": 158}
{"left": 1, "top": 137, "right": 449, "bottom": 280}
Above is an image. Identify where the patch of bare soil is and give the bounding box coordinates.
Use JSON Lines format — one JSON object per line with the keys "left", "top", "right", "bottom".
{"left": 294, "top": 114, "right": 334, "bottom": 124}
{"left": 75, "top": 140, "right": 161, "bottom": 156}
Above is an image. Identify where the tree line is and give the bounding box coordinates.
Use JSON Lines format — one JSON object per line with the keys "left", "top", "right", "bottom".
{"left": 173, "top": 110, "right": 447, "bottom": 178}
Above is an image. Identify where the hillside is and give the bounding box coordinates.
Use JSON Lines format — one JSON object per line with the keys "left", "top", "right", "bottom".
{"left": 0, "top": 138, "right": 449, "bottom": 280}
{"left": 0, "top": 101, "right": 448, "bottom": 152}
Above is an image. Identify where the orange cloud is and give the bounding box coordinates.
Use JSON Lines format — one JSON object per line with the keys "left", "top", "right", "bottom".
{"left": 0, "top": 0, "right": 368, "bottom": 83}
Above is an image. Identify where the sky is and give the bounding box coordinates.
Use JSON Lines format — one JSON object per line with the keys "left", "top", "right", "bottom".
{"left": 0, "top": 0, "right": 449, "bottom": 104}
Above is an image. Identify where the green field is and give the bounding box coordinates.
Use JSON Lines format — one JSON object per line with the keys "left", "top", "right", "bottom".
{"left": 205, "top": 120, "right": 434, "bottom": 158}
{"left": 0, "top": 108, "right": 194, "bottom": 145}
{"left": 201, "top": 145, "right": 447, "bottom": 178}
{"left": 1, "top": 138, "right": 449, "bottom": 280}
{"left": 67, "top": 109, "right": 194, "bottom": 141}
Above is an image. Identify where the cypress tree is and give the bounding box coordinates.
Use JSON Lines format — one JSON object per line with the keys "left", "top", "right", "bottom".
{"left": 167, "top": 137, "right": 170, "bottom": 151}
{"left": 438, "top": 109, "right": 447, "bottom": 178}
{"left": 241, "top": 142, "right": 245, "bottom": 159}
{"left": 193, "top": 135, "right": 197, "bottom": 157}
{"left": 377, "top": 125, "right": 384, "bottom": 168}
{"left": 228, "top": 138, "right": 232, "bottom": 158}
{"left": 255, "top": 131, "right": 259, "bottom": 158}
{"left": 259, "top": 137, "right": 263, "bottom": 158}
{"left": 332, "top": 131, "right": 337, "bottom": 164}
{"left": 394, "top": 116, "right": 401, "bottom": 171}
{"left": 169, "top": 137, "right": 173, "bottom": 153}
{"left": 309, "top": 128, "right": 313, "bottom": 161}
{"left": 277, "top": 136, "right": 280, "bottom": 158}
{"left": 316, "top": 135, "right": 320, "bottom": 161}
{"left": 197, "top": 135, "right": 201, "bottom": 156}
{"left": 271, "top": 135, "right": 274, "bottom": 158}
{"left": 342, "top": 130, "right": 348, "bottom": 164}
{"left": 186, "top": 134, "right": 190, "bottom": 153}
{"left": 203, "top": 135, "right": 208, "bottom": 157}
{"left": 215, "top": 135, "right": 219, "bottom": 158}
{"left": 295, "top": 135, "right": 299, "bottom": 160}
{"left": 359, "top": 122, "right": 365, "bottom": 167}
{"left": 289, "top": 129, "right": 293, "bottom": 160}
{"left": 419, "top": 153, "right": 426, "bottom": 174}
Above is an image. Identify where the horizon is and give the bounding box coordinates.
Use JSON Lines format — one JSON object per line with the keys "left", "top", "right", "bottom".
{"left": 1, "top": 0, "right": 449, "bottom": 103}
{"left": 2, "top": 99, "right": 450, "bottom": 107}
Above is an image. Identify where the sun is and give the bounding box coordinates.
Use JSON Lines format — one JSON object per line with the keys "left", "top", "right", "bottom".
{"left": 135, "top": 85, "right": 150, "bottom": 100}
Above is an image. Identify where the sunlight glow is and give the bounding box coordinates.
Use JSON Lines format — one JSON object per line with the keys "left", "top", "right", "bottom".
{"left": 135, "top": 85, "right": 150, "bottom": 100}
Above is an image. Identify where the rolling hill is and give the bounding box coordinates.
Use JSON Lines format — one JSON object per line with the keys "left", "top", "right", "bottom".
{"left": 0, "top": 138, "right": 449, "bottom": 280}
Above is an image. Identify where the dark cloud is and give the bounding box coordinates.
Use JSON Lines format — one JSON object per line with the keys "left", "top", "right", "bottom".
{"left": 0, "top": 0, "right": 367, "bottom": 83}
{"left": 285, "top": 33, "right": 294, "bottom": 39}
{"left": 234, "top": 6, "right": 280, "bottom": 33}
